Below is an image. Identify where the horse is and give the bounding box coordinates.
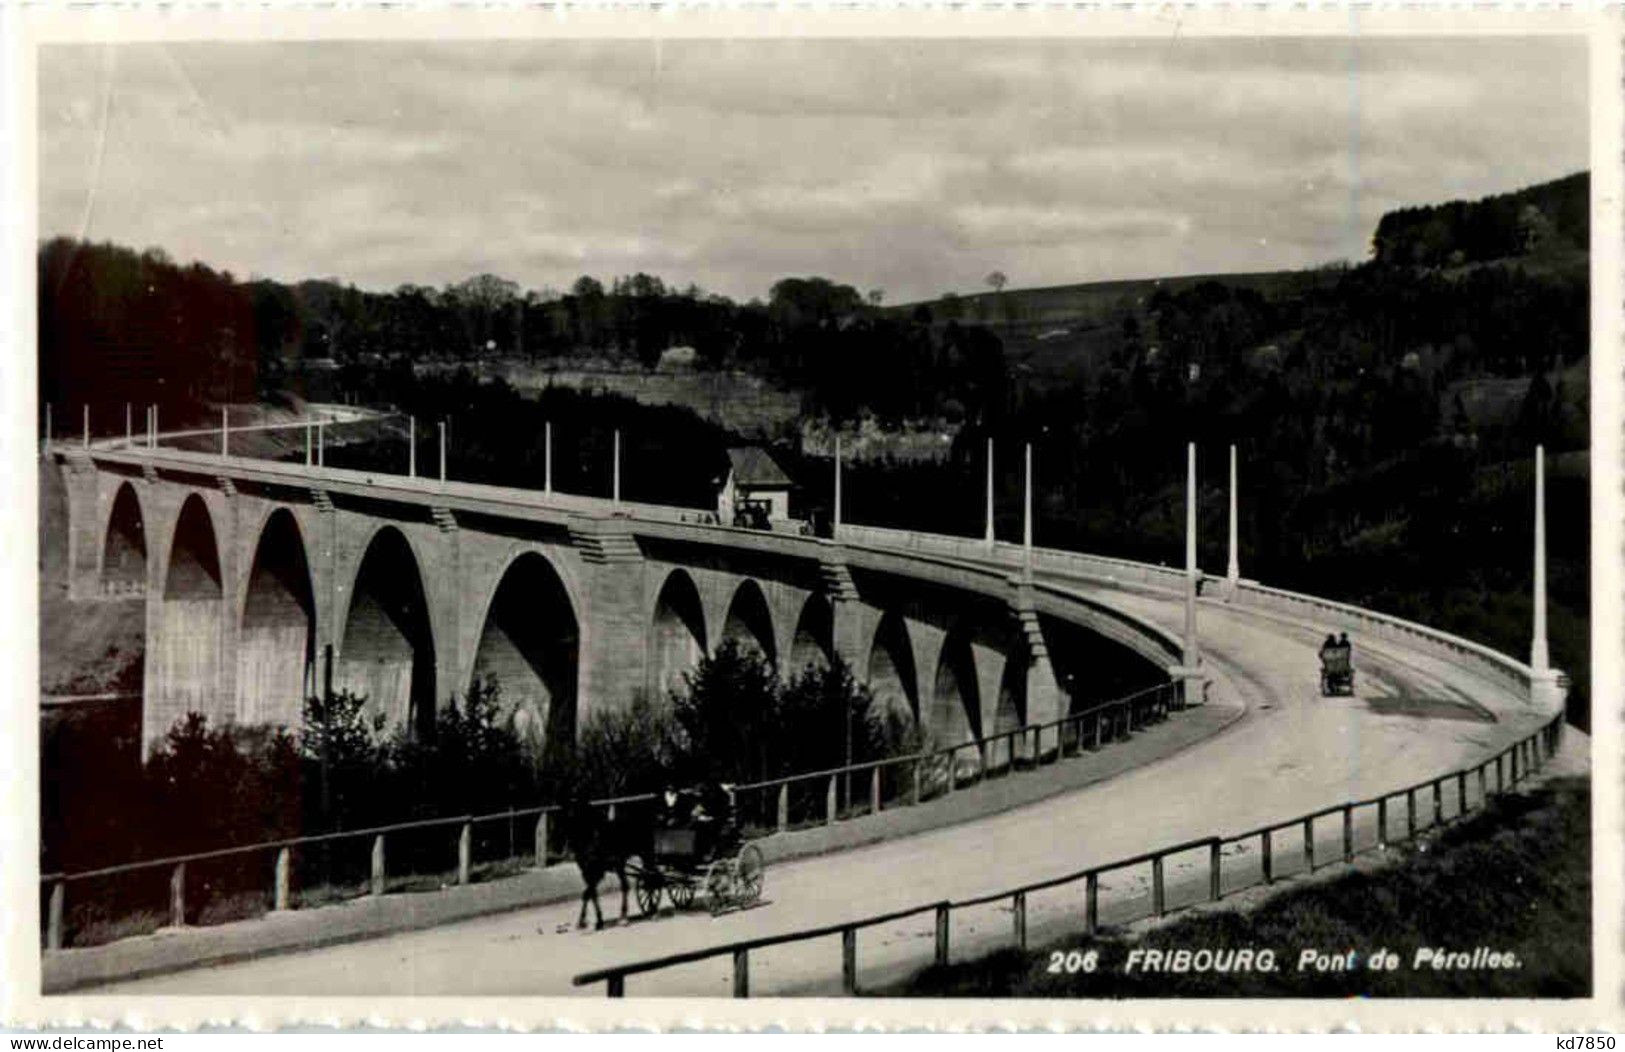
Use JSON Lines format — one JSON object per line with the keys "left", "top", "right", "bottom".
{"left": 558, "top": 797, "right": 646, "bottom": 931}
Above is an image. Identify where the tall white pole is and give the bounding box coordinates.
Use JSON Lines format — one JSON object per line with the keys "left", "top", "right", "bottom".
{"left": 834, "top": 433, "right": 843, "bottom": 530}
{"left": 152, "top": 405, "right": 159, "bottom": 448}
{"left": 82, "top": 405, "right": 89, "bottom": 448}
{"left": 985, "top": 437, "right": 995, "bottom": 549}
{"left": 125, "top": 403, "right": 132, "bottom": 448}
{"left": 1531, "top": 445, "right": 1550, "bottom": 673}
{"left": 407, "top": 415, "right": 415, "bottom": 477}
{"left": 544, "top": 421, "right": 553, "bottom": 493}
{"left": 305, "top": 421, "right": 313, "bottom": 466}
{"left": 221, "top": 407, "right": 229, "bottom": 457}
{"left": 1184, "top": 442, "right": 1199, "bottom": 666}
{"left": 1023, "top": 442, "right": 1033, "bottom": 571}
{"left": 1226, "top": 443, "right": 1240, "bottom": 584}
{"left": 438, "top": 420, "right": 446, "bottom": 483}
{"left": 44, "top": 404, "right": 52, "bottom": 454}
{"left": 317, "top": 420, "right": 325, "bottom": 467}
{"left": 613, "top": 429, "right": 622, "bottom": 503}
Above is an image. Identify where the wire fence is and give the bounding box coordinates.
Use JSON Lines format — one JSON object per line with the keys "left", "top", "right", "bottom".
{"left": 572, "top": 712, "right": 1567, "bottom": 996}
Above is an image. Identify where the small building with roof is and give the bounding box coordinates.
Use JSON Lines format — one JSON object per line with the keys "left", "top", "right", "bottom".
{"left": 718, "top": 446, "right": 793, "bottom": 528}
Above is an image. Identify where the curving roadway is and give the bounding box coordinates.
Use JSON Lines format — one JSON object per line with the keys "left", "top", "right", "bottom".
{"left": 92, "top": 553, "right": 1562, "bottom": 998}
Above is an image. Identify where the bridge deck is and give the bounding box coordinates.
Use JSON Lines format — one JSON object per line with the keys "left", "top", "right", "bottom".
{"left": 90, "top": 563, "right": 1558, "bottom": 997}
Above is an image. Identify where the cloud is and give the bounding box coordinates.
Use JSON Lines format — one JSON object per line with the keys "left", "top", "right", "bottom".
{"left": 36, "top": 36, "right": 1589, "bottom": 303}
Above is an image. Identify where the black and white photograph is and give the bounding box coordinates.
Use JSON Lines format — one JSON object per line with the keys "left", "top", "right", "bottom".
{"left": 8, "top": 12, "right": 1618, "bottom": 1028}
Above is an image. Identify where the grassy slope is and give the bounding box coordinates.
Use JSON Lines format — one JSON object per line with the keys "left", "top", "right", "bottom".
{"left": 888, "top": 777, "right": 1590, "bottom": 998}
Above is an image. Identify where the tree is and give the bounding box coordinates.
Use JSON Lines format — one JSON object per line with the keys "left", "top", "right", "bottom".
{"left": 985, "top": 271, "right": 1008, "bottom": 294}
{"left": 671, "top": 639, "right": 781, "bottom": 783}
{"left": 867, "top": 288, "right": 885, "bottom": 307}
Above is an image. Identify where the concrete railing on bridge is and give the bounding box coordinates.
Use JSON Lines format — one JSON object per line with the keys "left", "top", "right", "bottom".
{"left": 836, "top": 523, "right": 1551, "bottom": 710}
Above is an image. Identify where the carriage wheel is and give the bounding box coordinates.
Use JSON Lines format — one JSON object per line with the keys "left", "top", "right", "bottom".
{"left": 734, "top": 845, "right": 764, "bottom": 907}
{"left": 704, "top": 860, "right": 733, "bottom": 915}
{"left": 634, "top": 873, "right": 664, "bottom": 916}
{"left": 669, "top": 879, "right": 697, "bottom": 911}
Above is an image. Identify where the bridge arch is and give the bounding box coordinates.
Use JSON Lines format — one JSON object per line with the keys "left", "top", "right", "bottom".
{"left": 149, "top": 493, "right": 227, "bottom": 739}
{"left": 720, "top": 578, "right": 777, "bottom": 669}
{"left": 236, "top": 508, "right": 315, "bottom": 728}
{"left": 336, "top": 525, "right": 437, "bottom": 737}
{"left": 865, "top": 611, "right": 920, "bottom": 725}
{"left": 786, "top": 593, "right": 834, "bottom": 677}
{"left": 929, "top": 624, "right": 982, "bottom": 747}
{"left": 650, "top": 568, "right": 707, "bottom": 698}
{"left": 467, "top": 550, "right": 579, "bottom": 763}
{"left": 100, "top": 481, "right": 148, "bottom": 595}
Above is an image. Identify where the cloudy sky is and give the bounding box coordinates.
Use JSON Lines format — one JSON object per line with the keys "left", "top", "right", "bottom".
{"left": 38, "top": 36, "right": 1588, "bottom": 304}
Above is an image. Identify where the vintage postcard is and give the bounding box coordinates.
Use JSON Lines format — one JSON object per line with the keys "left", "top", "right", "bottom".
{"left": 2, "top": 3, "right": 1620, "bottom": 1033}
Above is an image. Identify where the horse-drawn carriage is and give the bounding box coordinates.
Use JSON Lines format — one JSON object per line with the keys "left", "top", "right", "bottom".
{"left": 631, "top": 821, "right": 765, "bottom": 917}
{"left": 1319, "top": 643, "right": 1355, "bottom": 696}
{"left": 563, "top": 782, "right": 767, "bottom": 929}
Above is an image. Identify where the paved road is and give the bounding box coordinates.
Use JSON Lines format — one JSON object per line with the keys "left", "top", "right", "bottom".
{"left": 99, "top": 578, "right": 1551, "bottom": 998}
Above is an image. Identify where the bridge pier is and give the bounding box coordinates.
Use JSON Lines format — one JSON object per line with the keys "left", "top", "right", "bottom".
{"left": 570, "top": 521, "right": 648, "bottom": 722}
{"left": 58, "top": 454, "right": 105, "bottom": 601}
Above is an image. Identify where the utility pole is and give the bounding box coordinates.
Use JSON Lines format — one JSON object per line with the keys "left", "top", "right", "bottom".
{"left": 1226, "top": 444, "right": 1240, "bottom": 590}
{"left": 544, "top": 421, "right": 553, "bottom": 494}
{"left": 1531, "top": 445, "right": 1549, "bottom": 673}
{"left": 833, "top": 433, "right": 843, "bottom": 532}
{"left": 1184, "top": 442, "right": 1199, "bottom": 667}
{"left": 1022, "top": 442, "right": 1034, "bottom": 575}
{"left": 985, "top": 437, "right": 995, "bottom": 549}
{"left": 613, "top": 429, "right": 622, "bottom": 503}
{"left": 408, "top": 415, "right": 416, "bottom": 477}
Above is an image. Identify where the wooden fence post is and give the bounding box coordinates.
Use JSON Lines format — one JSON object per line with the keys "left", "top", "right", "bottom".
{"left": 371, "top": 835, "right": 386, "bottom": 896}
{"left": 1457, "top": 772, "right": 1468, "bottom": 817}
{"left": 1342, "top": 806, "right": 1353, "bottom": 863}
{"left": 1303, "top": 818, "right": 1314, "bottom": 871}
{"left": 934, "top": 904, "right": 950, "bottom": 966}
{"left": 606, "top": 975, "right": 625, "bottom": 998}
{"left": 1406, "top": 789, "right": 1417, "bottom": 838}
{"left": 825, "top": 775, "right": 838, "bottom": 825}
{"left": 1433, "top": 781, "right": 1443, "bottom": 827}
{"left": 732, "top": 948, "right": 750, "bottom": 998}
{"left": 535, "top": 813, "right": 550, "bottom": 868}
{"left": 1085, "top": 873, "right": 1099, "bottom": 934}
{"left": 47, "top": 881, "right": 64, "bottom": 950}
{"left": 870, "top": 767, "right": 881, "bottom": 815}
{"left": 169, "top": 863, "right": 186, "bottom": 928}
{"left": 458, "top": 822, "right": 472, "bottom": 885}
{"left": 1013, "top": 891, "right": 1028, "bottom": 949}
{"left": 911, "top": 763, "right": 922, "bottom": 806}
{"left": 274, "top": 847, "right": 291, "bottom": 910}
{"left": 1478, "top": 765, "right": 1488, "bottom": 805}
{"left": 945, "top": 748, "right": 957, "bottom": 794}
{"left": 1152, "top": 855, "right": 1166, "bottom": 917}
{"left": 1261, "top": 831, "right": 1273, "bottom": 885}
{"left": 842, "top": 928, "right": 858, "bottom": 994}
{"left": 777, "top": 784, "right": 789, "bottom": 832}
{"left": 1209, "top": 842, "right": 1222, "bottom": 901}
{"left": 1377, "top": 798, "right": 1388, "bottom": 847}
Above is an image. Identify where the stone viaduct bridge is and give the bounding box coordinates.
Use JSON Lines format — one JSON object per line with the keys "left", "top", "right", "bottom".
{"left": 51, "top": 435, "right": 1196, "bottom": 760}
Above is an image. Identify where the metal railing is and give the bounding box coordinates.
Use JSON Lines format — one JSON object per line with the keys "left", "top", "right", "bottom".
{"left": 37, "top": 681, "right": 1182, "bottom": 952}
{"left": 573, "top": 712, "right": 1566, "bottom": 996}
